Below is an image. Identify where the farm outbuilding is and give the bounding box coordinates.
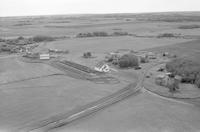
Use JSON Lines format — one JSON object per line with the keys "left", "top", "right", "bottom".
{"left": 155, "top": 74, "right": 170, "bottom": 86}
{"left": 147, "top": 52, "right": 156, "bottom": 59}
{"left": 49, "top": 48, "right": 69, "bottom": 54}
{"left": 39, "top": 54, "right": 50, "bottom": 60}
{"left": 155, "top": 73, "right": 181, "bottom": 92}
{"left": 105, "top": 52, "right": 121, "bottom": 64}
{"left": 94, "top": 61, "right": 110, "bottom": 73}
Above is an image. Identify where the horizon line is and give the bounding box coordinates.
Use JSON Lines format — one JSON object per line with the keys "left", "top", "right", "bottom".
{"left": 1, "top": 10, "right": 200, "bottom": 18}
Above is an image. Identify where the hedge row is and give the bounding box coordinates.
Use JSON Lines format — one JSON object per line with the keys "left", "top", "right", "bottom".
{"left": 1, "top": 35, "right": 55, "bottom": 45}
{"left": 76, "top": 31, "right": 130, "bottom": 38}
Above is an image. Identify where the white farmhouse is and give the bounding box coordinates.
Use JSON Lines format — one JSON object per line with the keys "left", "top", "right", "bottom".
{"left": 94, "top": 61, "right": 110, "bottom": 73}
{"left": 147, "top": 52, "right": 156, "bottom": 59}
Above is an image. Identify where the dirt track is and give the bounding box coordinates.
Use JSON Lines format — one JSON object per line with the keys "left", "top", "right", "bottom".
{"left": 17, "top": 57, "right": 152, "bottom": 132}
{"left": 51, "top": 91, "right": 200, "bottom": 132}
{"left": 18, "top": 82, "right": 139, "bottom": 132}
{"left": 48, "top": 63, "right": 200, "bottom": 132}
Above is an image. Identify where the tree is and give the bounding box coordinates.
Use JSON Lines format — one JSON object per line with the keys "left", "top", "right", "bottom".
{"left": 83, "top": 52, "right": 92, "bottom": 58}
{"left": 119, "top": 54, "right": 139, "bottom": 68}
{"left": 32, "top": 35, "right": 54, "bottom": 42}
{"left": 17, "top": 36, "right": 24, "bottom": 40}
{"left": 195, "top": 74, "right": 200, "bottom": 88}
{"left": 166, "top": 58, "right": 200, "bottom": 88}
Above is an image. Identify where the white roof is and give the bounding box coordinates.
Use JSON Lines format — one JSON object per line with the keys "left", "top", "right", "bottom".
{"left": 156, "top": 74, "right": 166, "bottom": 79}
{"left": 165, "top": 72, "right": 172, "bottom": 75}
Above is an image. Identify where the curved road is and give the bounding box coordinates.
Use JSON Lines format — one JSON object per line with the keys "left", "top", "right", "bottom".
{"left": 48, "top": 62, "right": 200, "bottom": 132}
{"left": 17, "top": 61, "right": 200, "bottom": 132}
{"left": 17, "top": 61, "right": 154, "bottom": 132}
{"left": 50, "top": 90, "right": 200, "bottom": 132}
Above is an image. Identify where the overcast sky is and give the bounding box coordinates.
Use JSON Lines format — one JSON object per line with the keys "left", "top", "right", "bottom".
{"left": 0, "top": 0, "right": 200, "bottom": 17}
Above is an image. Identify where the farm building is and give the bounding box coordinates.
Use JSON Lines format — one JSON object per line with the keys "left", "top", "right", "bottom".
{"left": 155, "top": 74, "right": 170, "bottom": 86}
{"left": 105, "top": 52, "right": 121, "bottom": 64}
{"left": 163, "top": 52, "right": 169, "bottom": 57}
{"left": 157, "top": 65, "right": 165, "bottom": 72}
{"left": 48, "top": 48, "right": 69, "bottom": 54}
{"left": 138, "top": 55, "right": 149, "bottom": 63}
{"left": 94, "top": 61, "right": 110, "bottom": 73}
{"left": 39, "top": 54, "right": 50, "bottom": 60}
{"left": 155, "top": 73, "right": 181, "bottom": 91}
{"left": 162, "top": 52, "right": 177, "bottom": 58}
{"left": 147, "top": 52, "right": 157, "bottom": 59}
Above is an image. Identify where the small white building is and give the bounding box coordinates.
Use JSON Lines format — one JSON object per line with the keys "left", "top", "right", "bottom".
{"left": 94, "top": 61, "right": 110, "bottom": 73}
{"left": 40, "top": 54, "right": 50, "bottom": 60}
{"left": 147, "top": 52, "right": 156, "bottom": 59}
{"left": 155, "top": 74, "right": 170, "bottom": 86}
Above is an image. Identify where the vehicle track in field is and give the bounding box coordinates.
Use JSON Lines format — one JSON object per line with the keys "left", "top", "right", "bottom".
{"left": 16, "top": 60, "right": 162, "bottom": 132}
{"left": 17, "top": 81, "right": 140, "bottom": 132}
{"left": 16, "top": 61, "right": 144, "bottom": 132}
{"left": 0, "top": 73, "right": 65, "bottom": 87}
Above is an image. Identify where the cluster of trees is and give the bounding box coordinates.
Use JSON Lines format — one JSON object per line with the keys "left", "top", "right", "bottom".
{"left": 76, "top": 31, "right": 130, "bottom": 38}
{"left": 118, "top": 54, "right": 139, "bottom": 68}
{"left": 157, "top": 33, "right": 179, "bottom": 38}
{"left": 5, "top": 36, "right": 34, "bottom": 45}
{"left": 0, "top": 44, "right": 21, "bottom": 53}
{"left": 112, "top": 32, "right": 129, "bottom": 36}
{"left": 32, "top": 35, "right": 55, "bottom": 42}
{"left": 142, "top": 15, "right": 200, "bottom": 22}
{"left": 0, "top": 38, "right": 5, "bottom": 42}
{"left": 83, "top": 52, "right": 92, "bottom": 58}
{"left": 166, "top": 58, "right": 200, "bottom": 88}
{"left": 76, "top": 32, "right": 109, "bottom": 38}
{"left": 0, "top": 35, "right": 56, "bottom": 54}
{"left": 1, "top": 35, "right": 55, "bottom": 45}
{"left": 178, "top": 25, "right": 200, "bottom": 29}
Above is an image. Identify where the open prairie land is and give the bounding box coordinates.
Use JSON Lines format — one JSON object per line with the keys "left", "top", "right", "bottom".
{"left": 51, "top": 91, "right": 200, "bottom": 132}
{"left": 44, "top": 37, "right": 187, "bottom": 53}
{"left": 1, "top": 12, "right": 200, "bottom": 38}
{"left": 0, "top": 74, "right": 130, "bottom": 131}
